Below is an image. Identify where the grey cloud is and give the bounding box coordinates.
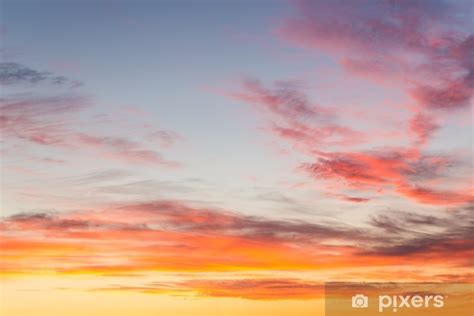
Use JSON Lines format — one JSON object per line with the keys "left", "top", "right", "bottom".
{"left": 0, "top": 62, "right": 82, "bottom": 87}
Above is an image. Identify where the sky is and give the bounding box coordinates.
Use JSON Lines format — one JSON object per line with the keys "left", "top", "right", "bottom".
{"left": 0, "top": 0, "right": 473, "bottom": 315}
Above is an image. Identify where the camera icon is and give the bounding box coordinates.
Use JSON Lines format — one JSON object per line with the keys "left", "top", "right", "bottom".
{"left": 352, "top": 294, "right": 369, "bottom": 308}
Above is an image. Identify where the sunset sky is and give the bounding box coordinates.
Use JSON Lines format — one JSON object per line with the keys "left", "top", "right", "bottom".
{"left": 1, "top": 0, "right": 473, "bottom": 315}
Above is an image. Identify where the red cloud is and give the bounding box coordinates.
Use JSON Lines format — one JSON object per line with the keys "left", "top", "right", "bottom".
{"left": 302, "top": 149, "right": 471, "bottom": 205}
{"left": 396, "top": 183, "right": 473, "bottom": 206}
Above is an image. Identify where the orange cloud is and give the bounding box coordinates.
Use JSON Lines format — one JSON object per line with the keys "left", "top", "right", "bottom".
{"left": 396, "top": 183, "right": 473, "bottom": 206}
{"left": 95, "top": 278, "right": 324, "bottom": 300}
{"left": 1, "top": 201, "right": 472, "bottom": 277}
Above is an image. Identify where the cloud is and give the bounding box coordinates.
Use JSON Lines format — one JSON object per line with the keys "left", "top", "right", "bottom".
{"left": 1, "top": 200, "right": 472, "bottom": 276}
{"left": 0, "top": 62, "right": 82, "bottom": 87}
{"left": 277, "top": 0, "right": 473, "bottom": 150}
{"left": 93, "top": 179, "right": 197, "bottom": 197}
{"left": 302, "top": 149, "right": 427, "bottom": 186}
{"left": 255, "top": 191, "right": 298, "bottom": 205}
{"left": 280, "top": 0, "right": 473, "bottom": 113}
{"left": 232, "top": 78, "right": 325, "bottom": 119}
{"left": 96, "top": 278, "right": 324, "bottom": 300}
{"left": 147, "top": 130, "right": 184, "bottom": 148}
{"left": 362, "top": 236, "right": 473, "bottom": 259}
{"left": 408, "top": 112, "right": 440, "bottom": 145}
{"left": 337, "top": 194, "right": 370, "bottom": 203}
{"left": 94, "top": 277, "right": 474, "bottom": 301}
{"left": 410, "top": 73, "right": 473, "bottom": 111}
{"left": 370, "top": 211, "right": 442, "bottom": 234}
{"left": 364, "top": 207, "right": 474, "bottom": 261}
{"left": 75, "top": 133, "right": 181, "bottom": 167}
{"left": 230, "top": 76, "right": 471, "bottom": 205}
{"left": 230, "top": 78, "right": 366, "bottom": 150}
{"left": 281, "top": 0, "right": 454, "bottom": 53}
{"left": 432, "top": 273, "right": 474, "bottom": 282}
{"left": 0, "top": 94, "right": 89, "bottom": 145}
{"left": 0, "top": 95, "right": 181, "bottom": 167}
{"left": 396, "top": 183, "right": 473, "bottom": 206}
{"left": 301, "top": 148, "right": 471, "bottom": 205}
{"left": 0, "top": 94, "right": 88, "bottom": 118}
{"left": 68, "top": 169, "right": 134, "bottom": 185}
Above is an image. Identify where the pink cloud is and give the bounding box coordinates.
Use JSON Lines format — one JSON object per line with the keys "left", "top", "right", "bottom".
{"left": 230, "top": 79, "right": 366, "bottom": 151}
{"left": 301, "top": 149, "right": 471, "bottom": 205}
{"left": 408, "top": 112, "right": 440, "bottom": 145}
{"left": 0, "top": 95, "right": 181, "bottom": 167}
{"left": 146, "top": 130, "right": 183, "bottom": 148}
{"left": 230, "top": 78, "right": 471, "bottom": 205}
{"left": 226, "top": 0, "right": 473, "bottom": 205}
{"left": 396, "top": 183, "right": 473, "bottom": 206}
{"left": 279, "top": 0, "right": 473, "bottom": 144}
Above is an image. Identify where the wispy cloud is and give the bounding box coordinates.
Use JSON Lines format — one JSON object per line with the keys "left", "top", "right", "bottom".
{"left": 0, "top": 94, "right": 181, "bottom": 167}
{"left": 363, "top": 207, "right": 473, "bottom": 262}
{"left": 0, "top": 62, "right": 82, "bottom": 87}
{"left": 95, "top": 278, "right": 324, "bottom": 300}
{"left": 147, "top": 130, "right": 184, "bottom": 148}
{"left": 408, "top": 112, "right": 440, "bottom": 145}
{"left": 230, "top": 78, "right": 366, "bottom": 151}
